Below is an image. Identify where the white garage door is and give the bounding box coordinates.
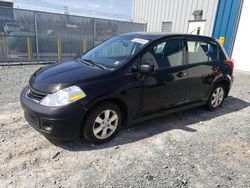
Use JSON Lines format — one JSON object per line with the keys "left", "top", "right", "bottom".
{"left": 232, "top": 0, "right": 250, "bottom": 72}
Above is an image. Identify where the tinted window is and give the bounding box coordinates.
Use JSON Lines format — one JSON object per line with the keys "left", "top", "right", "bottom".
{"left": 187, "top": 41, "right": 217, "bottom": 64}
{"left": 141, "top": 38, "right": 184, "bottom": 69}
{"left": 154, "top": 42, "right": 166, "bottom": 53}
{"left": 128, "top": 58, "right": 140, "bottom": 73}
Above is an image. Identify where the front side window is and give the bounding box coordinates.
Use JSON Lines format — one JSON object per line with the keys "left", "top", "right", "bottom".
{"left": 187, "top": 41, "right": 218, "bottom": 64}
{"left": 82, "top": 36, "right": 150, "bottom": 69}
{"left": 141, "top": 38, "right": 184, "bottom": 69}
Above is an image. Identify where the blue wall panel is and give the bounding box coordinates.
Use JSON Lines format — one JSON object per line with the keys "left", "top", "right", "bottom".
{"left": 212, "top": 0, "right": 243, "bottom": 56}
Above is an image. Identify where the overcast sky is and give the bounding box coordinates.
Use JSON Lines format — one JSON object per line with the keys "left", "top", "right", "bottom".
{"left": 14, "top": 0, "right": 132, "bottom": 21}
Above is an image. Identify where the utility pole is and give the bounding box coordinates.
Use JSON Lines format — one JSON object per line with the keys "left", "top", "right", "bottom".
{"left": 64, "top": 6, "right": 69, "bottom": 15}
{"left": 64, "top": 6, "right": 69, "bottom": 25}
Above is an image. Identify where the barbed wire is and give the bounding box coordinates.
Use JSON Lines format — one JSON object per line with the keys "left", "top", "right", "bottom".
{"left": 15, "top": 0, "right": 132, "bottom": 20}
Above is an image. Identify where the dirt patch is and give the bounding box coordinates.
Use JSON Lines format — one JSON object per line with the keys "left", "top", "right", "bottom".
{"left": 217, "top": 138, "right": 250, "bottom": 169}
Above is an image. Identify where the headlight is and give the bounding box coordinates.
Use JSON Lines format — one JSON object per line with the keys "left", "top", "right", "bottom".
{"left": 40, "top": 86, "right": 86, "bottom": 107}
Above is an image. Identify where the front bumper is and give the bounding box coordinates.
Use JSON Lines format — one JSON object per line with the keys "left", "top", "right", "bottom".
{"left": 20, "top": 86, "right": 87, "bottom": 141}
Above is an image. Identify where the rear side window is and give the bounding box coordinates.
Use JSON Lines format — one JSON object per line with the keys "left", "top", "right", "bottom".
{"left": 187, "top": 41, "right": 218, "bottom": 64}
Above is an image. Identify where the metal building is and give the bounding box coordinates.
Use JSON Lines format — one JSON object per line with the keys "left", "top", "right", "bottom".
{"left": 132, "top": 0, "right": 218, "bottom": 35}
{"left": 0, "top": 0, "right": 13, "bottom": 7}
{"left": 132, "top": 0, "right": 244, "bottom": 57}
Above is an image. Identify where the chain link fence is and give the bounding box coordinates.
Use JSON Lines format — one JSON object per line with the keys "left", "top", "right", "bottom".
{"left": 0, "top": 6, "right": 146, "bottom": 63}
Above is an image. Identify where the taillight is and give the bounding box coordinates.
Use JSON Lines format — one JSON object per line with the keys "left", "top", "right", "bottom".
{"left": 224, "top": 59, "right": 234, "bottom": 70}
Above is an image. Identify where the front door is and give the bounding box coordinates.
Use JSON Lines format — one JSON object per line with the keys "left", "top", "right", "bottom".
{"left": 140, "top": 38, "right": 188, "bottom": 114}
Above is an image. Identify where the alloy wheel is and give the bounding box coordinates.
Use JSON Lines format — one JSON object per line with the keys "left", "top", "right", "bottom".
{"left": 93, "top": 109, "right": 119, "bottom": 139}
{"left": 211, "top": 87, "right": 224, "bottom": 108}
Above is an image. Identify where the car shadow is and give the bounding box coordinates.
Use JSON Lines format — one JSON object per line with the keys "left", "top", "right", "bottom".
{"left": 53, "top": 96, "right": 250, "bottom": 151}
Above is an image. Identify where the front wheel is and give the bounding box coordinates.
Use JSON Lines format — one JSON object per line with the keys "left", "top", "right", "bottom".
{"left": 83, "top": 102, "right": 122, "bottom": 144}
{"left": 207, "top": 84, "right": 225, "bottom": 111}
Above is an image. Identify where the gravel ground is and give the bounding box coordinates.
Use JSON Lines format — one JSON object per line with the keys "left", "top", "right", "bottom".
{"left": 0, "top": 65, "right": 250, "bottom": 188}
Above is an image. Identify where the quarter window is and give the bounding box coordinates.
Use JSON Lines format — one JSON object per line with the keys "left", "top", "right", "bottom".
{"left": 187, "top": 41, "right": 217, "bottom": 64}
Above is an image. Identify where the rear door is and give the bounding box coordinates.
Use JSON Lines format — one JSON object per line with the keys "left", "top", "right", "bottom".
{"left": 185, "top": 38, "right": 220, "bottom": 102}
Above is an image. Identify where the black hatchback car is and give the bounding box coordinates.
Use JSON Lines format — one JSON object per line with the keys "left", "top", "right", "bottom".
{"left": 20, "top": 32, "right": 234, "bottom": 143}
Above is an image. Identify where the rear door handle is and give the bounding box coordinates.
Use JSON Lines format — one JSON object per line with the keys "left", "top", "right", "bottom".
{"left": 176, "top": 72, "right": 186, "bottom": 78}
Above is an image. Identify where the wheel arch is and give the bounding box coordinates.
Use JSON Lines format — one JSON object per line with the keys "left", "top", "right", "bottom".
{"left": 83, "top": 95, "right": 129, "bottom": 128}
{"left": 211, "top": 76, "right": 231, "bottom": 98}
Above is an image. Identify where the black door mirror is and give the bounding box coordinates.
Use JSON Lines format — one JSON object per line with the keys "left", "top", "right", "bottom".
{"left": 139, "top": 64, "right": 155, "bottom": 74}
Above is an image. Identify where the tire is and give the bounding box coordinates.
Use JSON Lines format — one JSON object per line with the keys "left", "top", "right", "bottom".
{"left": 83, "top": 102, "right": 122, "bottom": 144}
{"left": 207, "top": 84, "right": 225, "bottom": 111}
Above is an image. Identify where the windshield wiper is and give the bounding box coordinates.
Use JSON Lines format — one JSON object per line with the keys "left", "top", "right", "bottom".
{"left": 80, "top": 58, "right": 108, "bottom": 70}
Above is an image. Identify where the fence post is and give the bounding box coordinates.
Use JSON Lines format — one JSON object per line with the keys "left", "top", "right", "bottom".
{"left": 34, "top": 12, "right": 40, "bottom": 63}
{"left": 105, "top": 47, "right": 108, "bottom": 56}
{"left": 122, "top": 46, "right": 126, "bottom": 55}
{"left": 5, "top": 36, "right": 8, "bottom": 55}
{"left": 57, "top": 38, "right": 62, "bottom": 62}
{"left": 1, "top": 36, "right": 5, "bottom": 54}
{"left": 93, "top": 19, "right": 96, "bottom": 46}
{"left": 83, "top": 39, "right": 88, "bottom": 53}
{"left": 0, "top": 37, "right": 1, "bottom": 53}
{"left": 2, "top": 35, "right": 8, "bottom": 55}
{"left": 111, "top": 44, "right": 114, "bottom": 56}
{"left": 27, "top": 37, "right": 32, "bottom": 61}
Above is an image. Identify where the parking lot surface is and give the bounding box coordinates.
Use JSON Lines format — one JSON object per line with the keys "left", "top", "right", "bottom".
{"left": 0, "top": 65, "right": 250, "bottom": 187}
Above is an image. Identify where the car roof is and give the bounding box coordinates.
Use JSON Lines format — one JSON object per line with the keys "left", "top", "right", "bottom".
{"left": 119, "top": 32, "right": 217, "bottom": 42}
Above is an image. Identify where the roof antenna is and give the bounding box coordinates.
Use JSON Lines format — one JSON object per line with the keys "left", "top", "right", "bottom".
{"left": 189, "top": 27, "right": 201, "bottom": 35}
{"left": 189, "top": 29, "right": 197, "bottom": 34}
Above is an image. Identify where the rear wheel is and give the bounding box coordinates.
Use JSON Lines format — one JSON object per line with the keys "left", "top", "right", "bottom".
{"left": 84, "top": 102, "right": 121, "bottom": 144}
{"left": 207, "top": 84, "right": 225, "bottom": 111}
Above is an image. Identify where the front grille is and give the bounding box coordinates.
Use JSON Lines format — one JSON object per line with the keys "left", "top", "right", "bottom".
{"left": 27, "top": 87, "right": 47, "bottom": 102}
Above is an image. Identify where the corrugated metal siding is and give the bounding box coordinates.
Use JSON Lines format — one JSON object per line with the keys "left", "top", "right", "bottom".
{"left": 132, "top": 0, "right": 219, "bottom": 36}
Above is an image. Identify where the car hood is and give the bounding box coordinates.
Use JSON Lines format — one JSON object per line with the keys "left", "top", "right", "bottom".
{"left": 29, "top": 59, "right": 108, "bottom": 93}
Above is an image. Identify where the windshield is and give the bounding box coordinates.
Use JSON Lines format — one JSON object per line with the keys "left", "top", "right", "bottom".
{"left": 81, "top": 36, "right": 150, "bottom": 69}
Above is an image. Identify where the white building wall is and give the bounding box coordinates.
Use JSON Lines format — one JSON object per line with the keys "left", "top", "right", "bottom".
{"left": 132, "top": 0, "right": 219, "bottom": 36}
{"left": 232, "top": 0, "right": 250, "bottom": 72}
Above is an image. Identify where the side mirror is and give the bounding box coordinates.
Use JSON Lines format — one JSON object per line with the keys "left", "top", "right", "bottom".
{"left": 139, "top": 64, "right": 155, "bottom": 74}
